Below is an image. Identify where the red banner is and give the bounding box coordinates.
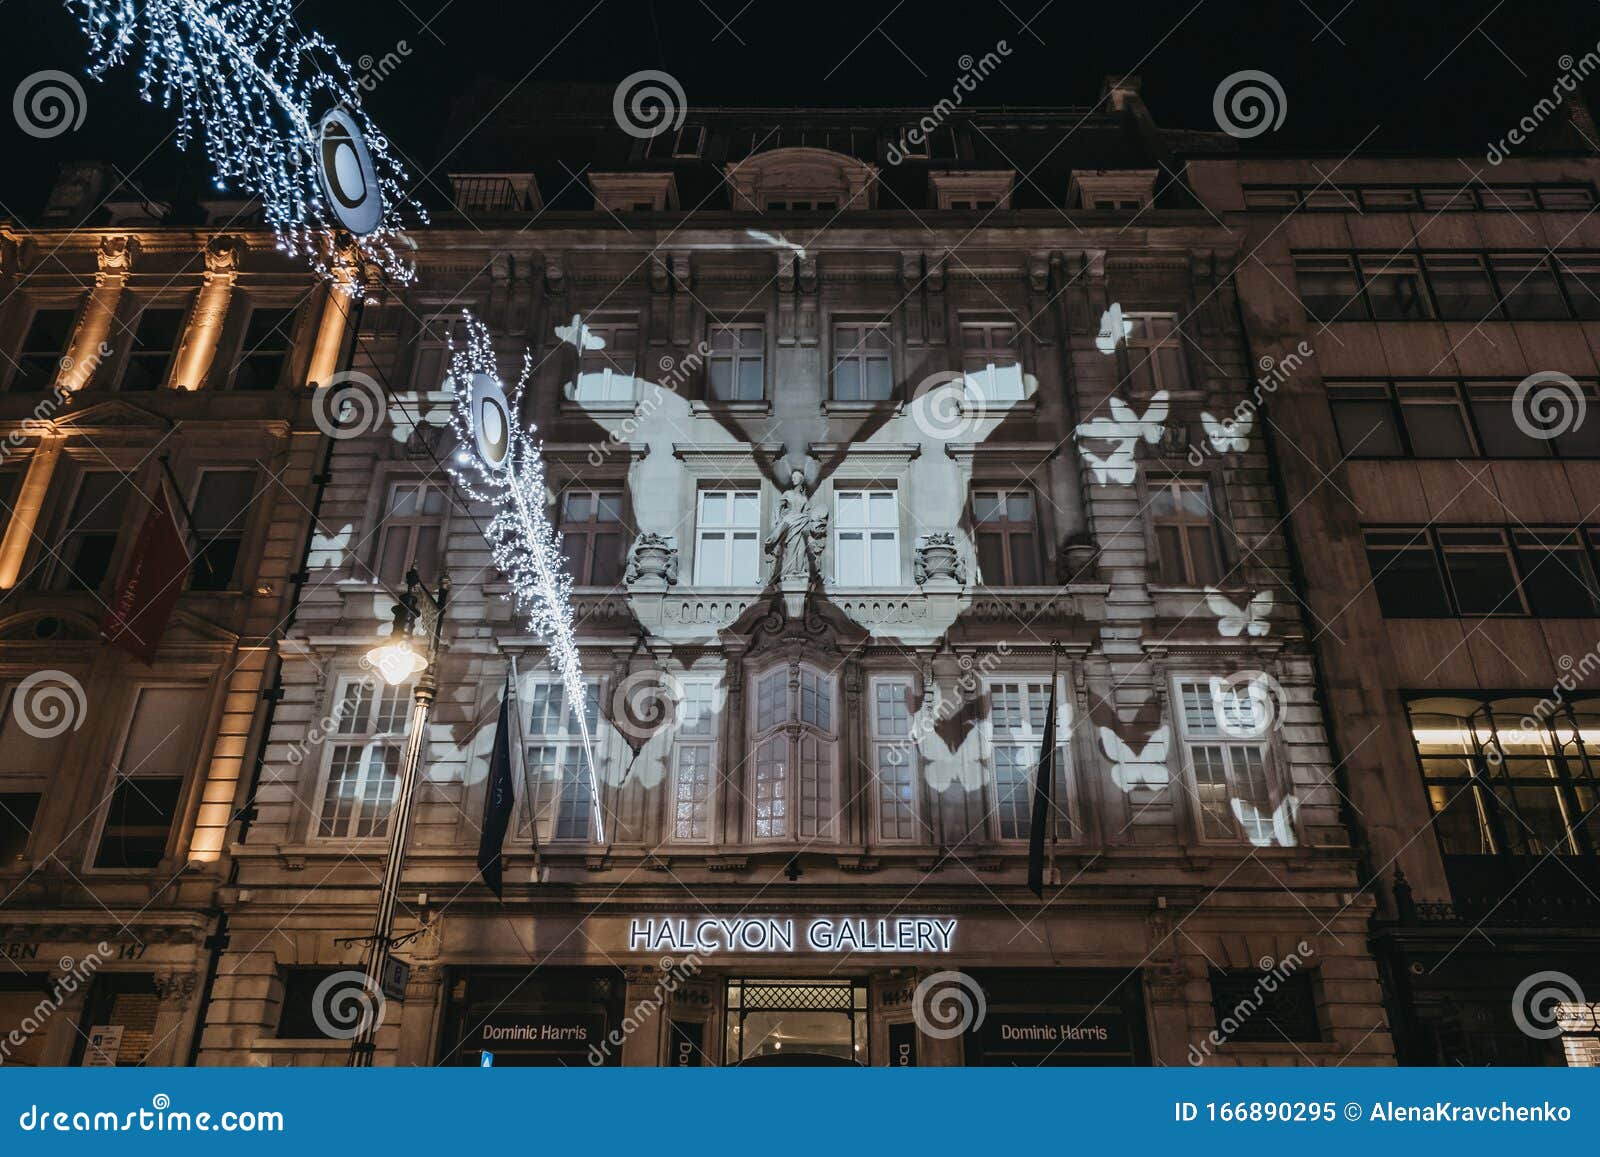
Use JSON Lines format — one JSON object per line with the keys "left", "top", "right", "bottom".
{"left": 99, "top": 480, "right": 192, "bottom": 663}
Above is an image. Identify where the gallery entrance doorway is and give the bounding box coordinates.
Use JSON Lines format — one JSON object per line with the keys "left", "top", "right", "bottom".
{"left": 725, "top": 978, "right": 867, "bottom": 1065}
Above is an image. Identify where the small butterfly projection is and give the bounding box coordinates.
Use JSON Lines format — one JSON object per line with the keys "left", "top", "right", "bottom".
{"left": 1204, "top": 587, "right": 1274, "bottom": 637}
{"left": 1075, "top": 391, "right": 1169, "bottom": 444}
{"left": 1099, "top": 724, "right": 1170, "bottom": 793}
{"left": 1082, "top": 441, "right": 1138, "bottom": 484}
{"left": 1230, "top": 795, "right": 1300, "bottom": 848}
{"left": 1095, "top": 301, "right": 1134, "bottom": 355}
{"left": 555, "top": 313, "right": 605, "bottom": 351}
{"left": 745, "top": 228, "right": 807, "bottom": 258}
{"left": 1201, "top": 410, "right": 1254, "bottom": 453}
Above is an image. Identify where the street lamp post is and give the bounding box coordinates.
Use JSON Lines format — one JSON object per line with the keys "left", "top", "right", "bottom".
{"left": 348, "top": 565, "right": 449, "bottom": 1067}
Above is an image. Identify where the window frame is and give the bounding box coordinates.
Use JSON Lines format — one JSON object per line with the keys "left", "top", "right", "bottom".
{"left": 558, "top": 486, "right": 628, "bottom": 588}
{"left": 116, "top": 302, "right": 189, "bottom": 392}
{"left": 44, "top": 466, "right": 133, "bottom": 593}
{"left": 667, "top": 677, "right": 720, "bottom": 843}
{"left": 959, "top": 318, "right": 1027, "bottom": 403}
{"left": 1405, "top": 692, "right": 1600, "bottom": 860}
{"left": 312, "top": 674, "right": 411, "bottom": 842}
{"left": 1364, "top": 522, "right": 1600, "bottom": 618}
{"left": 970, "top": 485, "right": 1043, "bottom": 587}
{"left": 1171, "top": 675, "right": 1287, "bottom": 847}
{"left": 186, "top": 466, "right": 256, "bottom": 591}
{"left": 370, "top": 477, "right": 450, "bottom": 590}
{"left": 89, "top": 683, "right": 211, "bottom": 870}
{"left": 747, "top": 661, "right": 840, "bottom": 843}
{"left": 7, "top": 304, "right": 79, "bottom": 393}
{"left": 1147, "top": 478, "right": 1225, "bottom": 588}
{"left": 832, "top": 485, "right": 900, "bottom": 588}
{"left": 1120, "top": 311, "right": 1189, "bottom": 394}
{"left": 519, "top": 675, "right": 602, "bottom": 845}
{"left": 829, "top": 320, "right": 896, "bottom": 403}
{"left": 570, "top": 315, "right": 641, "bottom": 404}
{"left": 227, "top": 303, "right": 298, "bottom": 391}
{"left": 982, "top": 675, "right": 1073, "bottom": 844}
{"left": 693, "top": 487, "right": 762, "bottom": 587}
{"left": 704, "top": 320, "right": 767, "bottom": 403}
{"left": 1326, "top": 378, "right": 1600, "bottom": 460}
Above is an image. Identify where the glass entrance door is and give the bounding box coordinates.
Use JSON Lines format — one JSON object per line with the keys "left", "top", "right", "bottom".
{"left": 725, "top": 979, "right": 867, "bottom": 1065}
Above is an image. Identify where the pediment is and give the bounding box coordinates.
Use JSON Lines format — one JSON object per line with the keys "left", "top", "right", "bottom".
{"left": 46, "top": 398, "right": 175, "bottom": 433}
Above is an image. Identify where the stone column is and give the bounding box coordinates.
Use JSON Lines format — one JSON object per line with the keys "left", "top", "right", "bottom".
{"left": 618, "top": 965, "right": 667, "bottom": 1066}
{"left": 394, "top": 963, "right": 445, "bottom": 1066}
{"left": 0, "top": 433, "right": 64, "bottom": 589}
{"left": 59, "top": 236, "right": 137, "bottom": 391}
{"left": 170, "top": 236, "right": 244, "bottom": 391}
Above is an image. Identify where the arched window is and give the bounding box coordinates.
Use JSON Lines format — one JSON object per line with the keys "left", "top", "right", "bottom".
{"left": 750, "top": 663, "right": 839, "bottom": 840}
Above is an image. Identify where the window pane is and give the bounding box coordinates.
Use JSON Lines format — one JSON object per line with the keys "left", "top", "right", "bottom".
{"left": 1330, "top": 394, "right": 1404, "bottom": 456}
{"left": 1515, "top": 533, "right": 1600, "bottom": 616}
{"left": 1424, "top": 256, "right": 1497, "bottom": 319}
{"left": 1490, "top": 255, "right": 1569, "bottom": 320}
{"left": 1469, "top": 394, "right": 1555, "bottom": 457}
{"left": 1366, "top": 533, "right": 1452, "bottom": 616}
{"left": 1398, "top": 390, "right": 1475, "bottom": 457}
{"left": 1361, "top": 258, "right": 1433, "bottom": 320}
{"left": 1294, "top": 258, "right": 1362, "bottom": 322}
{"left": 1439, "top": 532, "right": 1522, "bottom": 614}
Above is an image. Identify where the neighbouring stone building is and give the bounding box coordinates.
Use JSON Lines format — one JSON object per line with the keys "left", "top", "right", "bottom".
{"left": 193, "top": 80, "right": 1394, "bottom": 1067}
{"left": 1190, "top": 103, "right": 1600, "bottom": 1065}
{"left": 0, "top": 168, "right": 344, "bottom": 1065}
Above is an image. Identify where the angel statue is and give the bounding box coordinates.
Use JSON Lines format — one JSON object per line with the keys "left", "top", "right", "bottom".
{"left": 764, "top": 468, "right": 828, "bottom": 581}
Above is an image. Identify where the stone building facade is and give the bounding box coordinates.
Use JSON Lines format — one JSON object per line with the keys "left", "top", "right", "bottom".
{"left": 1190, "top": 127, "right": 1600, "bottom": 1064}
{"left": 0, "top": 173, "right": 342, "bottom": 1066}
{"left": 194, "top": 81, "right": 1393, "bottom": 1068}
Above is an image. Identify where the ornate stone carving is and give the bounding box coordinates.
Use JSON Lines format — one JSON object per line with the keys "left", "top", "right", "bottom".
{"left": 202, "top": 235, "right": 244, "bottom": 277}
{"left": 153, "top": 970, "right": 200, "bottom": 1009}
{"left": 914, "top": 532, "right": 965, "bottom": 586}
{"left": 626, "top": 532, "right": 680, "bottom": 589}
{"left": 96, "top": 235, "right": 139, "bottom": 276}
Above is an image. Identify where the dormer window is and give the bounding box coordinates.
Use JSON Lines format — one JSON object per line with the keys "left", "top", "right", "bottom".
{"left": 447, "top": 172, "right": 541, "bottom": 215}
{"left": 589, "top": 172, "right": 679, "bottom": 213}
{"left": 725, "top": 147, "right": 878, "bottom": 212}
{"left": 1069, "top": 169, "right": 1157, "bottom": 212}
{"left": 672, "top": 123, "right": 706, "bottom": 158}
{"left": 931, "top": 170, "right": 1014, "bottom": 211}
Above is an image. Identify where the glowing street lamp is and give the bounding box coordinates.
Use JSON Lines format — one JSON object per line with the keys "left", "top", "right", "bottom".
{"left": 349, "top": 565, "right": 449, "bottom": 1066}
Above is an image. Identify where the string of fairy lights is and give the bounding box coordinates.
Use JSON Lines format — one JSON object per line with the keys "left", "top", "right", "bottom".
{"left": 59, "top": 2, "right": 601, "bottom": 826}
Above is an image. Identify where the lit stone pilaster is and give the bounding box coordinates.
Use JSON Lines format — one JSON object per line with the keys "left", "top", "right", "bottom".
{"left": 170, "top": 236, "right": 244, "bottom": 390}
{"left": 58, "top": 235, "right": 137, "bottom": 391}
{"left": 0, "top": 433, "right": 65, "bottom": 589}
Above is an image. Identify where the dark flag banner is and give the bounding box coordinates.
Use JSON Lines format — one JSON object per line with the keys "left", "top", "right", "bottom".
{"left": 477, "top": 680, "right": 516, "bottom": 898}
{"left": 100, "top": 478, "right": 191, "bottom": 664}
{"left": 1027, "top": 648, "right": 1061, "bottom": 899}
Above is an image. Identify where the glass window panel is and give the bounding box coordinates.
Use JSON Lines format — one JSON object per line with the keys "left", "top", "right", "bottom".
{"left": 1424, "top": 255, "right": 1498, "bottom": 319}
{"left": 1366, "top": 531, "right": 1453, "bottom": 616}
{"left": 1490, "top": 254, "right": 1569, "bottom": 320}
{"left": 1438, "top": 530, "right": 1524, "bottom": 615}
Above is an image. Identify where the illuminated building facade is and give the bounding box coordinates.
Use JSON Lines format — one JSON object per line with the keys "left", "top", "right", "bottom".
{"left": 0, "top": 166, "right": 341, "bottom": 1065}
{"left": 194, "top": 80, "right": 1393, "bottom": 1067}
{"left": 1189, "top": 110, "right": 1600, "bottom": 1063}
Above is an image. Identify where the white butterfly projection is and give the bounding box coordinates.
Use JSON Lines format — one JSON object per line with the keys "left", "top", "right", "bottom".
{"left": 1095, "top": 302, "right": 1134, "bottom": 355}
{"left": 555, "top": 314, "right": 606, "bottom": 351}
{"left": 745, "top": 228, "right": 807, "bottom": 258}
{"left": 1099, "top": 724, "right": 1170, "bottom": 793}
{"left": 1204, "top": 587, "right": 1274, "bottom": 637}
{"left": 1201, "top": 410, "right": 1254, "bottom": 454}
{"left": 1231, "top": 795, "right": 1300, "bottom": 848}
{"left": 1074, "top": 391, "right": 1167, "bottom": 486}
{"left": 1081, "top": 442, "right": 1138, "bottom": 484}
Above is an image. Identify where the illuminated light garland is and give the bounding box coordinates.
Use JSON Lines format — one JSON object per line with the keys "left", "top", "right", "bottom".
{"left": 447, "top": 312, "right": 606, "bottom": 844}
{"left": 63, "top": 0, "right": 422, "bottom": 290}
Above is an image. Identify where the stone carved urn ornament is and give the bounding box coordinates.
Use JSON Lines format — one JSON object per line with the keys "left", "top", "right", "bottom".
{"left": 625, "top": 532, "right": 680, "bottom": 589}
{"left": 914, "top": 532, "right": 965, "bottom": 586}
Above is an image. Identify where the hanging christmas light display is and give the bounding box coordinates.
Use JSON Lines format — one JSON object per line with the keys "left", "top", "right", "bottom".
{"left": 447, "top": 312, "right": 606, "bottom": 844}
{"left": 63, "top": 0, "right": 421, "bottom": 290}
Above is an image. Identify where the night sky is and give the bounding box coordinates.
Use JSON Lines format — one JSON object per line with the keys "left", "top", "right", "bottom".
{"left": 0, "top": 0, "right": 1597, "bottom": 217}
